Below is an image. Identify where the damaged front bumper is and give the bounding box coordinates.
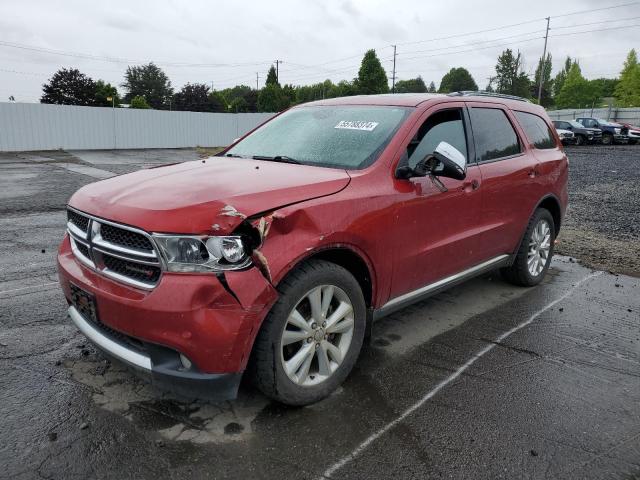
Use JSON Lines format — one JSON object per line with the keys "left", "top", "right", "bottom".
{"left": 57, "top": 235, "right": 278, "bottom": 401}
{"left": 68, "top": 305, "right": 242, "bottom": 400}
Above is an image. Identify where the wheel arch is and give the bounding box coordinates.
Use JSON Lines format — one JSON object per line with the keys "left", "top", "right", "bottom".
{"left": 512, "top": 194, "right": 562, "bottom": 257}
{"left": 278, "top": 245, "right": 375, "bottom": 309}
{"left": 536, "top": 194, "right": 562, "bottom": 234}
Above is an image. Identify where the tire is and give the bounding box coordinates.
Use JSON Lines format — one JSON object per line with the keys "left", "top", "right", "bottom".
{"left": 629, "top": 139, "right": 637, "bottom": 145}
{"left": 575, "top": 135, "right": 585, "bottom": 146}
{"left": 602, "top": 133, "right": 613, "bottom": 145}
{"left": 501, "top": 208, "right": 555, "bottom": 287}
{"left": 248, "top": 259, "right": 366, "bottom": 406}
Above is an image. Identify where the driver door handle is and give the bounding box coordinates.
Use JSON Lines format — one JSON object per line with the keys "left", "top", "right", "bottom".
{"left": 461, "top": 179, "right": 479, "bottom": 192}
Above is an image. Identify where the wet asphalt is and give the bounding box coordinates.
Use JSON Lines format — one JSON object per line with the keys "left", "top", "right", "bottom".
{"left": 0, "top": 149, "right": 639, "bottom": 480}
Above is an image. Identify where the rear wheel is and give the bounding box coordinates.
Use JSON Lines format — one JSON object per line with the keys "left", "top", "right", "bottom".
{"left": 249, "top": 260, "right": 366, "bottom": 406}
{"left": 502, "top": 208, "right": 555, "bottom": 287}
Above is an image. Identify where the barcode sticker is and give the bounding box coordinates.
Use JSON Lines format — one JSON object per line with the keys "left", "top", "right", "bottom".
{"left": 334, "top": 121, "right": 379, "bottom": 131}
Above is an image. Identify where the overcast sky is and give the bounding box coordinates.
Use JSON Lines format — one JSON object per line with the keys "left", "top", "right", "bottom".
{"left": 0, "top": 0, "right": 638, "bottom": 102}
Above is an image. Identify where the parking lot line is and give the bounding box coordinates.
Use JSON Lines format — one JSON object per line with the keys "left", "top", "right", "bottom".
{"left": 0, "top": 282, "right": 59, "bottom": 296}
{"left": 320, "top": 271, "right": 603, "bottom": 479}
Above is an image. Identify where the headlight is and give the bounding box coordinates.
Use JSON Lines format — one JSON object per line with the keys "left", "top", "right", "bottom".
{"left": 153, "top": 235, "right": 251, "bottom": 272}
{"left": 615, "top": 128, "right": 621, "bottom": 134}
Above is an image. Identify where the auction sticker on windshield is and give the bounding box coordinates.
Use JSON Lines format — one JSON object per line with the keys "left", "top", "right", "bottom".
{"left": 334, "top": 120, "right": 379, "bottom": 131}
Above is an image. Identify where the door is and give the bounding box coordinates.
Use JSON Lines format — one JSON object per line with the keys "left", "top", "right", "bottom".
{"left": 389, "top": 104, "right": 485, "bottom": 299}
{"left": 467, "top": 103, "right": 540, "bottom": 258}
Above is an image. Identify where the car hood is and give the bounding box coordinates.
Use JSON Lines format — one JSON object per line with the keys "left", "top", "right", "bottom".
{"left": 69, "top": 157, "right": 351, "bottom": 234}
{"left": 556, "top": 129, "right": 573, "bottom": 135}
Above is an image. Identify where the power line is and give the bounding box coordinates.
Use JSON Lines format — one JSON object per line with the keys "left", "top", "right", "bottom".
{"left": 552, "top": 1, "right": 639, "bottom": 18}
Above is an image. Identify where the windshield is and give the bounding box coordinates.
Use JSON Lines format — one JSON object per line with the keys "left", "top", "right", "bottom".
{"left": 225, "top": 105, "right": 412, "bottom": 170}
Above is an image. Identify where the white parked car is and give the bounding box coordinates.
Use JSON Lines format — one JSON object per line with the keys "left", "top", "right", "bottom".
{"left": 555, "top": 128, "right": 576, "bottom": 145}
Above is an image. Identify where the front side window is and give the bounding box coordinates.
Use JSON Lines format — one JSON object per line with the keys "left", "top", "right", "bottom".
{"left": 469, "top": 107, "right": 521, "bottom": 162}
{"left": 515, "top": 111, "right": 556, "bottom": 149}
{"left": 225, "top": 105, "right": 411, "bottom": 170}
{"left": 406, "top": 109, "right": 468, "bottom": 168}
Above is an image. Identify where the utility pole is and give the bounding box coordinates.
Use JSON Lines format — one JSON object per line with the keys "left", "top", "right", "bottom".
{"left": 274, "top": 59, "right": 282, "bottom": 83}
{"left": 537, "top": 16, "right": 550, "bottom": 104}
{"left": 391, "top": 45, "right": 397, "bottom": 93}
{"left": 256, "top": 72, "right": 259, "bottom": 90}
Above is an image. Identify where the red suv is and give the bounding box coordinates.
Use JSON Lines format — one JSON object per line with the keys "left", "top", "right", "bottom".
{"left": 58, "top": 92, "right": 568, "bottom": 406}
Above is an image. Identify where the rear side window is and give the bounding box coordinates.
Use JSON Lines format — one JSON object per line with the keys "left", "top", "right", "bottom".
{"left": 469, "top": 107, "right": 521, "bottom": 162}
{"left": 515, "top": 111, "right": 556, "bottom": 149}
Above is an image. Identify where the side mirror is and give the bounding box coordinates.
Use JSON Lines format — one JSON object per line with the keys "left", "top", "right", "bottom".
{"left": 396, "top": 142, "right": 466, "bottom": 181}
{"left": 422, "top": 142, "right": 467, "bottom": 180}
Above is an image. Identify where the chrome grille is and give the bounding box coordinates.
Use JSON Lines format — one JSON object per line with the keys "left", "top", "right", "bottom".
{"left": 66, "top": 207, "right": 161, "bottom": 289}
{"left": 100, "top": 223, "right": 154, "bottom": 252}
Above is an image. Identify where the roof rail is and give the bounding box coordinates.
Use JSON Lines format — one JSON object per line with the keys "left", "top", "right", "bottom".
{"left": 447, "top": 91, "right": 531, "bottom": 103}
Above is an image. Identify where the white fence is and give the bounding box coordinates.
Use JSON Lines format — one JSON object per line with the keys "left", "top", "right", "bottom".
{"left": 546, "top": 107, "right": 640, "bottom": 124}
{"left": 0, "top": 102, "right": 274, "bottom": 152}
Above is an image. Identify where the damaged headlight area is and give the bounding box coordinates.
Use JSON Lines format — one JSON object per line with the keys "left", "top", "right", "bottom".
{"left": 153, "top": 235, "right": 251, "bottom": 272}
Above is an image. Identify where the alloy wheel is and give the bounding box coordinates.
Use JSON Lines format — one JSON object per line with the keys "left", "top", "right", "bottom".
{"left": 280, "top": 285, "right": 354, "bottom": 386}
{"left": 527, "top": 219, "right": 551, "bottom": 277}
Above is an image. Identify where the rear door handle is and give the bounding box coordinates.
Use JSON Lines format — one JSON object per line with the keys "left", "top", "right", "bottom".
{"left": 528, "top": 167, "right": 539, "bottom": 178}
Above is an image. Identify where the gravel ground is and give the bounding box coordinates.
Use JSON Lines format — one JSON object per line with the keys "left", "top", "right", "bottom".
{"left": 557, "top": 144, "right": 640, "bottom": 277}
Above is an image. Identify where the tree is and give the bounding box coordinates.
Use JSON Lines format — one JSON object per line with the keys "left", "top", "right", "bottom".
{"left": 355, "top": 49, "right": 389, "bottom": 95}
{"left": 427, "top": 81, "right": 437, "bottom": 93}
{"left": 532, "top": 53, "right": 553, "bottom": 107}
{"left": 172, "top": 83, "right": 225, "bottom": 112}
{"left": 553, "top": 57, "right": 574, "bottom": 98}
{"left": 614, "top": 49, "right": 640, "bottom": 107}
{"left": 41, "top": 68, "right": 96, "bottom": 105}
{"left": 257, "top": 84, "right": 290, "bottom": 112}
{"left": 94, "top": 80, "right": 120, "bottom": 107}
{"left": 395, "top": 76, "right": 427, "bottom": 93}
{"left": 438, "top": 67, "right": 478, "bottom": 93}
{"left": 266, "top": 65, "right": 279, "bottom": 86}
{"left": 220, "top": 85, "right": 258, "bottom": 112}
{"left": 209, "top": 91, "right": 227, "bottom": 112}
{"left": 555, "top": 63, "right": 599, "bottom": 109}
{"left": 590, "top": 78, "right": 619, "bottom": 99}
{"left": 129, "top": 95, "right": 150, "bottom": 109}
{"left": 122, "top": 63, "right": 173, "bottom": 109}
{"left": 494, "top": 49, "right": 530, "bottom": 98}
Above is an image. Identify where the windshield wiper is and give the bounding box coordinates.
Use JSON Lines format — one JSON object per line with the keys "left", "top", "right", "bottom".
{"left": 225, "top": 153, "right": 243, "bottom": 158}
{"left": 251, "top": 155, "right": 301, "bottom": 164}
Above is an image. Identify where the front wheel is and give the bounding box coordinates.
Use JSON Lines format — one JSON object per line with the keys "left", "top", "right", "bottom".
{"left": 575, "top": 135, "right": 585, "bottom": 146}
{"left": 602, "top": 133, "right": 613, "bottom": 145}
{"left": 502, "top": 208, "right": 555, "bottom": 287}
{"left": 249, "top": 260, "right": 366, "bottom": 406}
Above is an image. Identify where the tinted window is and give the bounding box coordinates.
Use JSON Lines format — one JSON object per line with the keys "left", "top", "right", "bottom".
{"left": 469, "top": 108, "right": 520, "bottom": 162}
{"left": 515, "top": 111, "right": 556, "bottom": 149}
{"left": 225, "top": 105, "right": 411, "bottom": 170}
{"left": 407, "top": 109, "right": 468, "bottom": 168}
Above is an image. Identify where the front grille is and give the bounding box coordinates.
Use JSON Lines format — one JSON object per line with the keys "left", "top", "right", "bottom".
{"left": 75, "top": 241, "right": 90, "bottom": 259}
{"left": 100, "top": 223, "right": 154, "bottom": 252}
{"left": 103, "top": 254, "right": 161, "bottom": 284}
{"left": 68, "top": 209, "right": 90, "bottom": 233}
{"left": 66, "top": 208, "right": 161, "bottom": 289}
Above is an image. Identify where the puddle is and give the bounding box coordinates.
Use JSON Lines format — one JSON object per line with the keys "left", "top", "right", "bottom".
{"left": 66, "top": 356, "right": 268, "bottom": 444}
